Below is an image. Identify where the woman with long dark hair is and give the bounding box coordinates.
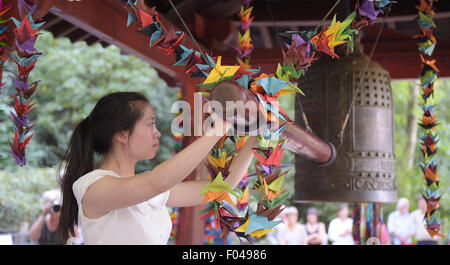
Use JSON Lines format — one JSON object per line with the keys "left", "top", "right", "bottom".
{"left": 58, "top": 91, "right": 257, "bottom": 244}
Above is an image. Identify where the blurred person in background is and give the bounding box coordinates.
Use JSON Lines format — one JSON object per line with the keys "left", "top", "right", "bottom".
{"left": 387, "top": 197, "right": 415, "bottom": 245}
{"left": 29, "top": 189, "right": 80, "bottom": 244}
{"left": 29, "top": 189, "right": 65, "bottom": 244}
{"left": 327, "top": 204, "right": 354, "bottom": 245}
{"left": 305, "top": 207, "right": 327, "bottom": 245}
{"left": 277, "top": 206, "right": 307, "bottom": 245}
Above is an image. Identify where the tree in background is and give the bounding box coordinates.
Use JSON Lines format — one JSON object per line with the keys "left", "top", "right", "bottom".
{"left": 390, "top": 80, "right": 449, "bottom": 238}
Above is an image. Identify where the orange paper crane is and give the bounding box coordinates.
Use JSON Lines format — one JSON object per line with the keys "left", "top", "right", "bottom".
{"left": 235, "top": 136, "right": 248, "bottom": 152}
{"left": 412, "top": 27, "right": 436, "bottom": 43}
{"left": 202, "top": 191, "right": 237, "bottom": 209}
{"left": 422, "top": 113, "right": 436, "bottom": 127}
{"left": 422, "top": 83, "right": 434, "bottom": 97}
{"left": 420, "top": 53, "right": 439, "bottom": 73}
{"left": 422, "top": 140, "right": 437, "bottom": 157}
{"left": 311, "top": 26, "right": 340, "bottom": 59}
{"left": 426, "top": 228, "right": 445, "bottom": 238}
{"left": 236, "top": 187, "right": 250, "bottom": 211}
{"left": 424, "top": 165, "right": 439, "bottom": 182}
{"left": 238, "top": 6, "right": 254, "bottom": 28}
{"left": 250, "top": 73, "right": 271, "bottom": 94}
{"left": 138, "top": 7, "right": 159, "bottom": 27}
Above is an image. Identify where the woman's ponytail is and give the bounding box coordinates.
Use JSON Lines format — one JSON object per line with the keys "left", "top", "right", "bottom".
{"left": 58, "top": 117, "right": 94, "bottom": 242}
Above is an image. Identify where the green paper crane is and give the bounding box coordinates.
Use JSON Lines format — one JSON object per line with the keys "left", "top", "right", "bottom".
{"left": 200, "top": 172, "right": 238, "bottom": 197}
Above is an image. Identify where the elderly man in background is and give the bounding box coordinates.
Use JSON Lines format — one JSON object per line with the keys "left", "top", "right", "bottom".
{"left": 387, "top": 197, "right": 415, "bottom": 245}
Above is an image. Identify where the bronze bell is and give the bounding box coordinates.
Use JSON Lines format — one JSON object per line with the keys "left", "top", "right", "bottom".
{"left": 294, "top": 42, "right": 397, "bottom": 203}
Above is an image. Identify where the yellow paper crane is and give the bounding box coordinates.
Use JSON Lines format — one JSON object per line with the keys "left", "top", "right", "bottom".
{"left": 203, "top": 56, "right": 240, "bottom": 85}
{"left": 324, "top": 17, "right": 347, "bottom": 49}
{"left": 235, "top": 218, "right": 276, "bottom": 239}
{"left": 207, "top": 152, "right": 233, "bottom": 169}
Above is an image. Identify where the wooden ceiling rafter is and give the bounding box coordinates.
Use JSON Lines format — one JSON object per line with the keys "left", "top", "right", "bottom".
{"left": 40, "top": 0, "right": 212, "bottom": 86}
{"left": 36, "top": 0, "right": 450, "bottom": 79}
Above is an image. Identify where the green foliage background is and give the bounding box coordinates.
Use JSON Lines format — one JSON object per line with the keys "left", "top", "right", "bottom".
{"left": 0, "top": 31, "right": 448, "bottom": 242}
{"left": 389, "top": 80, "right": 450, "bottom": 237}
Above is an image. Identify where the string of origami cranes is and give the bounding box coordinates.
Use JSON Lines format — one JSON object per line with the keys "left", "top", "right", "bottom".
{"left": 121, "top": 0, "right": 394, "bottom": 242}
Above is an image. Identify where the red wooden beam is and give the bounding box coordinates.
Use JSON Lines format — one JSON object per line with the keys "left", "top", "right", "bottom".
{"left": 49, "top": 0, "right": 210, "bottom": 85}
{"left": 221, "top": 40, "right": 450, "bottom": 79}
{"left": 49, "top": 0, "right": 173, "bottom": 79}
{"left": 363, "top": 42, "right": 450, "bottom": 79}
{"left": 250, "top": 0, "right": 450, "bottom": 21}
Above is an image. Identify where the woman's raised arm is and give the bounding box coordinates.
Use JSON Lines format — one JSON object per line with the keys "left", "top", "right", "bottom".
{"left": 166, "top": 136, "right": 258, "bottom": 207}
{"left": 82, "top": 122, "right": 232, "bottom": 219}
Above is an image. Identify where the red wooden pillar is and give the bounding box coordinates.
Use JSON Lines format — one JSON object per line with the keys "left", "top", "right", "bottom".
{"left": 175, "top": 76, "right": 207, "bottom": 245}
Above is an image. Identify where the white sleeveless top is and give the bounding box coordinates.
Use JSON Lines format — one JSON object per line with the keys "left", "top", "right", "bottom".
{"left": 72, "top": 169, "right": 172, "bottom": 245}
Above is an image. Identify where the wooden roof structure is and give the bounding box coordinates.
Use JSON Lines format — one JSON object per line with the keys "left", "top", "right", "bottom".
{"left": 8, "top": 0, "right": 450, "bottom": 244}
{"left": 40, "top": 0, "right": 450, "bottom": 83}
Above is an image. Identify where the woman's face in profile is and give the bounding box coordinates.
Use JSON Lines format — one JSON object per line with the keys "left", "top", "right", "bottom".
{"left": 127, "top": 103, "right": 161, "bottom": 160}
